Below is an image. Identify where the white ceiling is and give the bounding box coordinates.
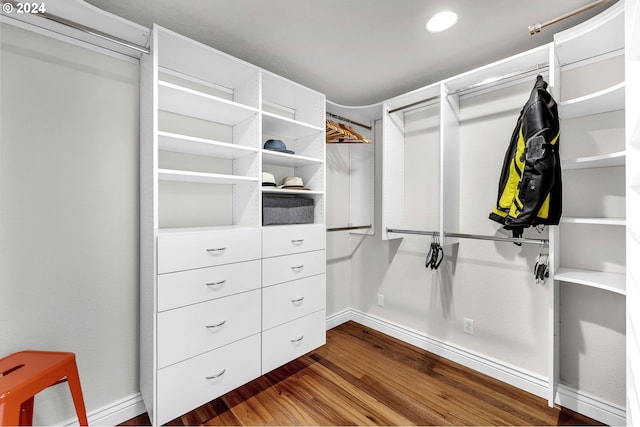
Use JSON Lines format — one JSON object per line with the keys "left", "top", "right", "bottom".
{"left": 84, "top": 0, "right": 618, "bottom": 105}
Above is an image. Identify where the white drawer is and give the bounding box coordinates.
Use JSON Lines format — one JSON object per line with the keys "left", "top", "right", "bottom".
{"left": 157, "top": 334, "right": 261, "bottom": 425}
{"left": 262, "top": 309, "right": 326, "bottom": 374}
{"left": 157, "top": 228, "right": 260, "bottom": 274}
{"left": 263, "top": 274, "right": 326, "bottom": 330}
{"left": 158, "top": 260, "right": 260, "bottom": 312}
{"left": 262, "top": 250, "right": 326, "bottom": 287}
{"left": 262, "top": 224, "right": 325, "bottom": 258}
{"left": 157, "top": 289, "right": 261, "bottom": 368}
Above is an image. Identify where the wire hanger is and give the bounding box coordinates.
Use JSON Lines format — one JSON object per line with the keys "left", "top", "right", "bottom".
{"left": 534, "top": 246, "right": 549, "bottom": 284}
{"left": 425, "top": 234, "right": 444, "bottom": 270}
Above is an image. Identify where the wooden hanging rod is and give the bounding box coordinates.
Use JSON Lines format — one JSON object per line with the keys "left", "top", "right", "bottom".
{"left": 528, "top": 0, "right": 613, "bottom": 35}
{"left": 326, "top": 225, "right": 372, "bottom": 232}
{"left": 326, "top": 112, "right": 372, "bottom": 130}
{"left": 386, "top": 228, "right": 549, "bottom": 246}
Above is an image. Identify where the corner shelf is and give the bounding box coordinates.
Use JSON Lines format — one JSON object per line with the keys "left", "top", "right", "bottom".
{"left": 560, "top": 217, "right": 626, "bottom": 226}
{"left": 158, "top": 131, "right": 258, "bottom": 159}
{"left": 558, "top": 81, "right": 625, "bottom": 119}
{"left": 561, "top": 150, "right": 625, "bottom": 169}
{"left": 555, "top": 267, "right": 626, "bottom": 295}
{"left": 158, "top": 169, "right": 258, "bottom": 185}
{"left": 158, "top": 81, "right": 258, "bottom": 125}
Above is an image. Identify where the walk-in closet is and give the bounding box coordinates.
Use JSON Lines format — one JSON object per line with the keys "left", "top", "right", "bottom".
{"left": 1, "top": 1, "right": 637, "bottom": 426}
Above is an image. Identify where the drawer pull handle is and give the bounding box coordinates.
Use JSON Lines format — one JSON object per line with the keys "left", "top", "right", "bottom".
{"left": 206, "top": 280, "right": 226, "bottom": 287}
{"left": 291, "top": 239, "right": 304, "bottom": 246}
{"left": 206, "top": 369, "right": 226, "bottom": 380}
{"left": 291, "top": 265, "right": 304, "bottom": 272}
{"left": 291, "top": 296, "right": 305, "bottom": 303}
{"left": 205, "top": 320, "right": 227, "bottom": 329}
{"left": 206, "top": 247, "right": 227, "bottom": 254}
{"left": 291, "top": 335, "right": 304, "bottom": 343}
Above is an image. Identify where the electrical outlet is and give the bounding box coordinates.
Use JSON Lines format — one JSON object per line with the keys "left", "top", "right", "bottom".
{"left": 377, "top": 293, "right": 385, "bottom": 307}
{"left": 464, "top": 318, "right": 474, "bottom": 335}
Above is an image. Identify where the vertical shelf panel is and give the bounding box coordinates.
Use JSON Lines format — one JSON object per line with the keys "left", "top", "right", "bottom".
{"left": 627, "top": 0, "right": 640, "bottom": 422}
{"left": 440, "top": 84, "right": 460, "bottom": 246}
{"left": 381, "top": 106, "right": 405, "bottom": 240}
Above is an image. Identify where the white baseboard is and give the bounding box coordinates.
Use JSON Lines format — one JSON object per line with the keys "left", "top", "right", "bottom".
{"left": 63, "top": 392, "right": 146, "bottom": 426}
{"left": 557, "top": 384, "right": 626, "bottom": 426}
{"left": 328, "top": 308, "right": 626, "bottom": 426}
{"left": 326, "top": 308, "right": 352, "bottom": 329}
{"left": 70, "top": 308, "right": 625, "bottom": 427}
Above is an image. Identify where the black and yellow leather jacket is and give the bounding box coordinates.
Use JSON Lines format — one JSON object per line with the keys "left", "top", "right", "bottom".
{"left": 489, "top": 75, "right": 562, "bottom": 238}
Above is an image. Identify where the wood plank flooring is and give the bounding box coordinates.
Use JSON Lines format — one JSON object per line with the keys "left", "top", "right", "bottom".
{"left": 121, "top": 321, "right": 604, "bottom": 426}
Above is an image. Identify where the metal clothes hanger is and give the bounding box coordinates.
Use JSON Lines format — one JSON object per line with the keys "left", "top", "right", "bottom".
{"left": 425, "top": 234, "right": 444, "bottom": 270}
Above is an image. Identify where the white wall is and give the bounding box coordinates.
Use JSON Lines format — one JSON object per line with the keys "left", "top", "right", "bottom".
{"left": 325, "top": 143, "right": 352, "bottom": 316}
{"left": 0, "top": 24, "right": 140, "bottom": 424}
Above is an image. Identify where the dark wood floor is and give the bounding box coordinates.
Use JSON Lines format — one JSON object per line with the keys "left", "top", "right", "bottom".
{"left": 122, "top": 321, "right": 604, "bottom": 426}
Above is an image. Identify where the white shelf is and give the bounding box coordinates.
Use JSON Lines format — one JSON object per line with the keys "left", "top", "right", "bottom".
{"left": 157, "top": 224, "right": 257, "bottom": 235}
{"left": 554, "top": 2, "right": 624, "bottom": 66}
{"left": 158, "top": 81, "right": 258, "bottom": 125}
{"left": 555, "top": 267, "right": 626, "bottom": 295}
{"left": 261, "top": 150, "right": 323, "bottom": 167}
{"left": 158, "top": 168, "right": 258, "bottom": 185}
{"left": 560, "top": 217, "right": 626, "bottom": 226}
{"left": 559, "top": 81, "right": 625, "bottom": 119}
{"left": 262, "top": 112, "right": 323, "bottom": 140}
{"left": 158, "top": 131, "right": 258, "bottom": 159}
{"left": 561, "top": 150, "right": 625, "bottom": 170}
{"left": 262, "top": 188, "right": 323, "bottom": 196}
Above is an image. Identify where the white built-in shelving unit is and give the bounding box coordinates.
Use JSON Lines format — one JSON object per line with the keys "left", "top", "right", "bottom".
{"left": 377, "top": 2, "right": 628, "bottom": 424}
{"left": 626, "top": 0, "right": 640, "bottom": 423}
{"left": 550, "top": 3, "right": 627, "bottom": 422}
{"left": 552, "top": 2, "right": 626, "bottom": 297}
{"left": 141, "top": 25, "right": 326, "bottom": 425}
{"left": 326, "top": 101, "right": 378, "bottom": 235}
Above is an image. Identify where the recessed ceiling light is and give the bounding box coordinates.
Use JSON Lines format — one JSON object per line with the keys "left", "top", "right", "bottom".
{"left": 426, "top": 11, "right": 458, "bottom": 33}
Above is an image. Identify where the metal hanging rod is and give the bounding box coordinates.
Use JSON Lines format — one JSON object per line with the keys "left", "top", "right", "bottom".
{"left": 386, "top": 61, "right": 548, "bottom": 115}
{"left": 386, "top": 228, "right": 548, "bottom": 246}
{"left": 387, "top": 95, "right": 440, "bottom": 115}
{"left": 528, "top": 0, "right": 613, "bottom": 35}
{"left": 1, "top": 0, "right": 150, "bottom": 55}
{"left": 447, "top": 62, "right": 549, "bottom": 96}
{"left": 327, "top": 225, "right": 372, "bottom": 232}
{"left": 326, "top": 112, "right": 373, "bottom": 131}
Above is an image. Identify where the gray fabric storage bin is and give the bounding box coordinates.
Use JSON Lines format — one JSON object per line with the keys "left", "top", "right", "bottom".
{"left": 263, "top": 196, "right": 314, "bottom": 225}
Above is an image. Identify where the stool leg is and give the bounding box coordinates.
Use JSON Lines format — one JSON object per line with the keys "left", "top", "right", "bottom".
{"left": 19, "top": 397, "right": 34, "bottom": 426}
{"left": 0, "top": 402, "right": 22, "bottom": 426}
{"left": 64, "top": 364, "right": 88, "bottom": 426}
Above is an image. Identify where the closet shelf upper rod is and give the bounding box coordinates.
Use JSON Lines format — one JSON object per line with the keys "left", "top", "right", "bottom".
{"left": 528, "top": 0, "right": 613, "bottom": 35}
{"left": 447, "top": 62, "right": 549, "bottom": 97}
{"left": 387, "top": 95, "right": 440, "bottom": 115}
{"left": 1, "top": 0, "right": 150, "bottom": 55}
{"left": 327, "top": 225, "right": 372, "bottom": 232}
{"left": 386, "top": 228, "right": 548, "bottom": 246}
{"left": 326, "top": 112, "right": 372, "bottom": 131}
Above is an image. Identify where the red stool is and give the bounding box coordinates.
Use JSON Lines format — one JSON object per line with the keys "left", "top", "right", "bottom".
{"left": 0, "top": 351, "right": 88, "bottom": 426}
